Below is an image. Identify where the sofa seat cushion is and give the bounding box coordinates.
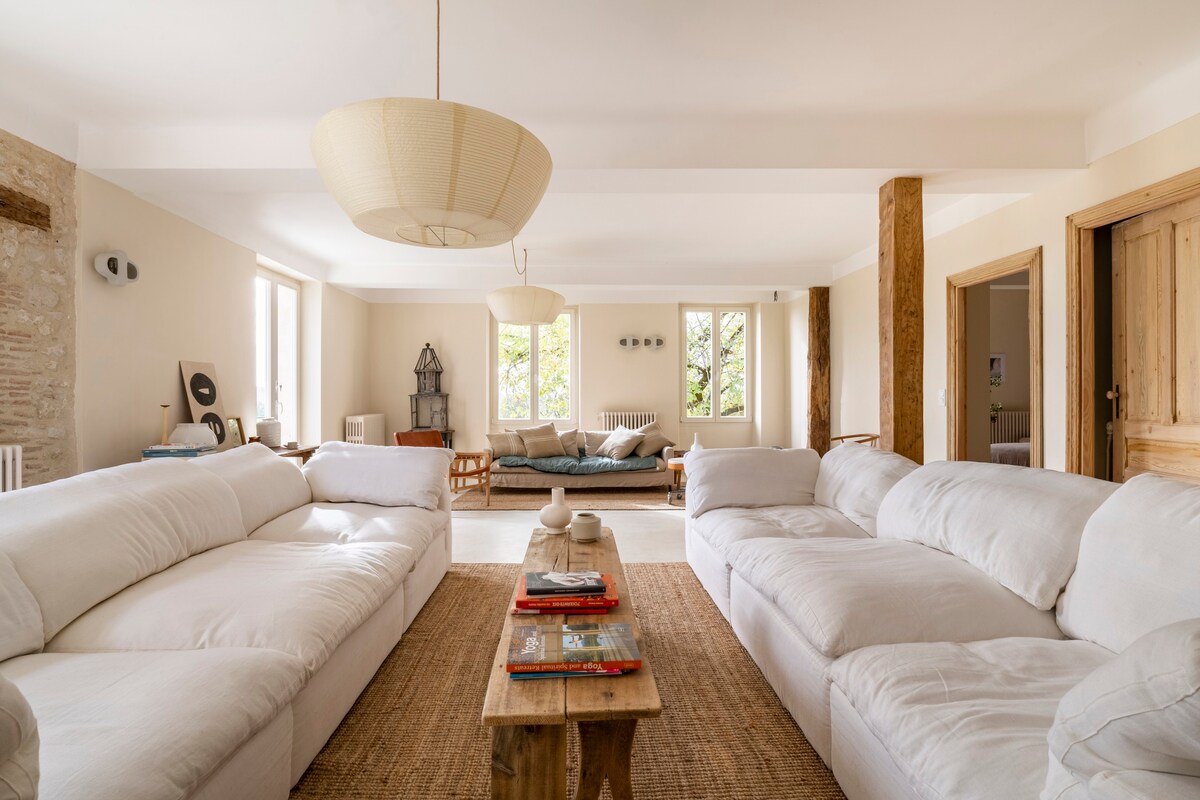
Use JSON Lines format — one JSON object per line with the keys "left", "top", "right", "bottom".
{"left": 46, "top": 540, "right": 412, "bottom": 678}
{"left": 0, "top": 649, "right": 303, "bottom": 800}
{"left": 877, "top": 461, "right": 1118, "bottom": 610}
{"left": 1085, "top": 770, "right": 1200, "bottom": 800}
{"left": 727, "top": 538, "right": 1064, "bottom": 659}
{"left": 831, "top": 638, "right": 1114, "bottom": 800}
{"left": 813, "top": 442, "right": 917, "bottom": 535}
{"left": 191, "top": 443, "right": 312, "bottom": 534}
{"left": 249, "top": 501, "right": 449, "bottom": 553}
{"left": 690, "top": 504, "right": 868, "bottom": 558}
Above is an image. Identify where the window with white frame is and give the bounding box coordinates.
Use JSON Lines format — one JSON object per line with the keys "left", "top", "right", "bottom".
{"left": 682, "top": 306, "right": 750, "bottom": 420}
{"left": 491, "top": 309, "right": 577, "bottom": 427}
{"left": 255, "top": 270, "right": 300, "bottom": 443}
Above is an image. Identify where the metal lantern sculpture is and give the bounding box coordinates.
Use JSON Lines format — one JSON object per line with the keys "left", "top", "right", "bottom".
{"left": 410, "top": 343, "right": 449, "bottom": 439}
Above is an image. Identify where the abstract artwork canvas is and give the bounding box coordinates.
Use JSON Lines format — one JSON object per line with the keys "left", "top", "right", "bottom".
{"left": 179, "top": 361, "right": 231, "bottom": 449}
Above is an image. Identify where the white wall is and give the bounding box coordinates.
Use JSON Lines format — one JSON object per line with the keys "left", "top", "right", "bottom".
{"left": 755, "top": 302, "right": 788, "bottom": 448}
{"left": 965, "top": 284, "right": 991, "bottom": 462}
{"left": 832, "top": 111, "right": 1200, "bottom": 468}
{"left": 989, "top": 288, "right": 1030, "bottom": 411}
{"left": 319, "top": 284, "right": 370, "bottom": 442}
{"left": 784, "top": 294, "right": 809, "bottom": 448}
{"left": 75, "top": 171, "right": 257, "bottom": 470}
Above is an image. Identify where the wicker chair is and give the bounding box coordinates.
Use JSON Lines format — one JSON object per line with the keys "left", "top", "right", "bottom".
{"left": 394, "top": 431, "right": 491, "bottom": 506}
{"left": 829, "top": 433, "right": 880, "bottom": 448}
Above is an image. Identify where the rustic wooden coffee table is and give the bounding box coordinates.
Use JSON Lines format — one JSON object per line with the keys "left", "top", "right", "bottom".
{"left": 482, "top": 527, "right": 662, "bottom": 800}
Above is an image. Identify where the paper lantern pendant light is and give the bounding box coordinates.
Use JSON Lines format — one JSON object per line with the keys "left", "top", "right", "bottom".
{"left": 311, "top": 98, "right": 552, "bottom": 248}
{"left": 486, "top": 245, "right": 565, "bottom": 325}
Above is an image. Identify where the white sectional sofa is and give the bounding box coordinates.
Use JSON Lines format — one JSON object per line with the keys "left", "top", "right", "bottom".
{"left": 684, "top": 444, "right": 1200, "bottom": 799}
{"left": 0, "top": 442, "right": 453, "bottom": 800}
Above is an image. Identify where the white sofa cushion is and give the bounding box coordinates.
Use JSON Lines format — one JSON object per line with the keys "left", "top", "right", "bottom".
{"left": 1, "top": 649, "right": 303, "bottom": 800}
{"left": 0, "top": 673, "right": 37, "bottom": 800}
{"left": 1057, "top": 473, "right": 1200, "bottom": 653}
{"left": 302, "top": 442, "right": 452, "bottom": 509}
{"left": 250, "top": 501, "right": 449, "bottom": 553}
{"left": 877, "top": 461, "right": 1118, "bottom": 610}
{"left": 0, "top": 459, "right": 244, "bottom": 642}
{"left": 191, "top": 443, "right": 312, "bottom": 534}
{"left": 727, "top": 537, "right": 1064, "bottom": 658}
{"left": 0, "top": 554, "right": 41, "bottom": 663}
{"left": 47, "top": 539, "right": 412, "bottom": 678}
{"left": 831, "top": 637, "right": 1113, "bottom": 800}
{"left": 1086, "top": 770, "right": 1200, "bottom": 800}
{"left": 690, "top": 505, "right": 868, "bottom": 558}
{"left": 813, "top": 442, "right": 917, "bottom": 536}
{"left": 1049, "top": 619, "right": 1200, "bottom": 782}
{"left": 684, "top": 447, "right": 820, "bottom": 517}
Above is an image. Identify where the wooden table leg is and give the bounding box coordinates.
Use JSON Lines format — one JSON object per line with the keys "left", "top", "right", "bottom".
{"left": 491, "top": 724, "right": 565, "bottom": 800}
{"left": 576, "top": 719, "right": 637, "bottom": 800}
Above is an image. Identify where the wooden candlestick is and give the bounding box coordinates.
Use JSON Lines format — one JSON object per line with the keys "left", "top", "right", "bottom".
{"left": 159, "top": 404, "right": 171, "bottom": 446}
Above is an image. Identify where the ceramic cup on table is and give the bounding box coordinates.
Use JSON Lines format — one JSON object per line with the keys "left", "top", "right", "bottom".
{"left": 570, "top": 512, "right": 602, "bottom": 541}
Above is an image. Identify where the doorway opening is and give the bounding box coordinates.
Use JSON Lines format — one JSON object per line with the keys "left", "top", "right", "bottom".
{"left": 947, "top": 247, "right": 1043, "bottom": 468}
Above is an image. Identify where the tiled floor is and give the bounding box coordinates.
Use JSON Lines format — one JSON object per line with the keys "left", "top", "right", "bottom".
{"left": 451, "top": 509, "right": 686, "bottom": 563}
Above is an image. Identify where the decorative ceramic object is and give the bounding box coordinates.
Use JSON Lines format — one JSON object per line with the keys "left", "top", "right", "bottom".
{"left": 571, "top": 512, "right": 602, "bottom": 541}
{"left": 539, "top": 487, "right": 571, "bottom": 534}
{"left": 169, "top": 423, "right": 218, "bottom": 447}
{"left": 256, "top": 418, "right": 282, "bottom": 448}
{"left": 692, "top": 433, "right": 704, "bottom": 451}
{"left": 159, "top": 404, "right": 171, "bottom": 446}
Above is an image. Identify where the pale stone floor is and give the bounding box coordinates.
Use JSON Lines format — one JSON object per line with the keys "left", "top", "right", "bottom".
{"left": 451, "top": 508, "right": 686, "bottom": 563}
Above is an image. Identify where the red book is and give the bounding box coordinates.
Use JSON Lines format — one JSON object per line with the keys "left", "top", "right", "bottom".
{"left": 512, "top": 606, "right": 610, "bottom": 615}
{"left": 514, "top": 574, "right": 618, "bottom": 609}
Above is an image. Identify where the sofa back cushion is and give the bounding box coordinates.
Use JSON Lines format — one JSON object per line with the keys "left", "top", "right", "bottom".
{"left": 684, "top": 448, "right": 820, "bottom": 517}
{"left": 0, "top": 459, "right": 244, "bottom": 642}
{"left": 191, "top": 443, "right": 312, "bottom": 534}
{"left": 876, "top": 461, "right": 1118, "bottom": 610}
{"left": 813, "top": 442, "right": 918, "bottom": 535}
{"left": 0, "top": 673, "right": 37, "bottom": 799}
{"left": 1049, "top": 619, "right": 1200, "bottom": 781}
{"left": 0, "top": 553, "right": 42, "bottom": 662}
{"left": 302, "top": 441, "right": 453, "bottom": 510}
{"left": 1057, "top": 473, "right": 1200, "bottom": 652}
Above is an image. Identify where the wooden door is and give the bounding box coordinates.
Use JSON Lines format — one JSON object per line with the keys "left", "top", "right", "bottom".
{"left": 1112, "top": 195, "right": 1200, "bottom": 482}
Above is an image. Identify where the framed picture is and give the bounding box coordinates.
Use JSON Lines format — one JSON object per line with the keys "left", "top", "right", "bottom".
{"left": 226, "top": 416, "right": 246, "bottom": 447}
{"left": 989, "top": 353, "right": 1006, "bottom": 384}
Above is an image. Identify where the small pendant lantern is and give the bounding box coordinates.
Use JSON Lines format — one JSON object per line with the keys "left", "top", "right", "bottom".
{"left": 414, "top": 343, "right": 443, "bottom": 394}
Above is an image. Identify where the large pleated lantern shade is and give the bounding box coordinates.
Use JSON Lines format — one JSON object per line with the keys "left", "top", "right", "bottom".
{"left": 486, "top": 285, "right": 565, "bottom": 325}
{"left": 311, "top": 97, "right": 553, "bottom": 248}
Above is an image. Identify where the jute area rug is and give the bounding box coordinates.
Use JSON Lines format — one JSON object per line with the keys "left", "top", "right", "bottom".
{"left": 453, "top": 487, "right": 683, "bottom": 512}
{"left": 291, "top": 563, "right": 844, "bottom": 800}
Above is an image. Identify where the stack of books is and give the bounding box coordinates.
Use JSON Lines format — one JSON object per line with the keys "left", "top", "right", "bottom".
{"left": 512, "top": 570, "right": 619, "bottom": 616}
{"left": 506, "top": 622, "right": 641, "bottom": 680}
{"left": 142, "top": 444, "right": 216, "bottom": 458}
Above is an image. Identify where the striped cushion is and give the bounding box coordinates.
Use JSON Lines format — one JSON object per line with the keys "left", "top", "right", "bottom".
{"left": 518, "top": 424, "right": 567, "bottom": 459}
{"left": 584, "top": 431, "right": 610, "bottom": 456}
{"left": 558, "top": 429, "right": 581, "bottom": 456}
{"left": 596, "top": 426, "right": 646, "bottom": 460}
{"left": 634, "top": 420, "right": 674, "bottom": 457}
{"left": 486, "top": 431, "right": 526, "bottom": 458}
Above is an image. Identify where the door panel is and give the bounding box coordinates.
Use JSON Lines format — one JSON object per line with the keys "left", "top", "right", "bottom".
{"left": 1113, "top": 196, "right": 1200, "bottom": 483}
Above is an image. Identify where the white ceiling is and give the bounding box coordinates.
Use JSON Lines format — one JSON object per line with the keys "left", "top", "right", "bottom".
{"left": 4, "top": 0, "right": 1200, "bottom": 302}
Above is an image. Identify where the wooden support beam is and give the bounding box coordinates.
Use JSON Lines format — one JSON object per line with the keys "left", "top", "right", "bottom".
{"left": 879, "top": 177, "right": 924, "bottom": 462}
{"left": 807, "top": 286, "right": 831, "bottom": 454}
{"left": 0, "top": 186, "right": 51, "bottom": 231}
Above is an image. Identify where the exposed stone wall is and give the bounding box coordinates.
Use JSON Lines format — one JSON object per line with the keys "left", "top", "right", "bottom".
{"left": 0, "top": 128, "right": 77, "bottom": 484}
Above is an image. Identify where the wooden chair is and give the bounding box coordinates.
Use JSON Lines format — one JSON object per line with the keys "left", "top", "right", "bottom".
{"left": 394, "top": 431, "right": 491, "bottom": 506}
{"left": 829, "top": 433, "right": 880, "bottom": 448}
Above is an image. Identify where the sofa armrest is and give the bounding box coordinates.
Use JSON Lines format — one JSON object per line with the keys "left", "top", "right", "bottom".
{"left": 663, "top": 445, "right": 676, "bottom": 461}
{"left": 684, "top": 447, "right": 820, "bottom": 517}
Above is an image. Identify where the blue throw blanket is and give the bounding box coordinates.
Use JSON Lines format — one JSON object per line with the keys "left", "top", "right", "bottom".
{"left": 497, "top": 453, "right": 659, "bottom": 474}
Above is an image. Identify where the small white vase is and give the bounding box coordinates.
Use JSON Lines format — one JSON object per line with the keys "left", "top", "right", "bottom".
{"left": 692, "top": 432, "right": 704, "bottom": 451}
{"left": 169, "top": 423, "right": 217, "bottom": 447}
{"left": 539, "top": 487, "right": 572, "bottom": 534}
{"left": 256, "top": 418, "right": 282, "bottom": 448}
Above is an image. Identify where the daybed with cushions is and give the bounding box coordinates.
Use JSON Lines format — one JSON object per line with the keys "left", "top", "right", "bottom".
{"left": 485, "top": 421, "right": 676, "bottom": 489}
{"left": 0, "top": 441, "right": 453, "bottom": 800}
{"left": 684, "top": 444, "right": 1200, "bottom": 799}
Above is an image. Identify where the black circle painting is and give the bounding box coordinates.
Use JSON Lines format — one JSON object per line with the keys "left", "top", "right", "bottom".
{"left": 201, "top": 412, "right": 227, "bottom": 444}
{"left": 190, "top": 372, "right": 218, "bottom": 407}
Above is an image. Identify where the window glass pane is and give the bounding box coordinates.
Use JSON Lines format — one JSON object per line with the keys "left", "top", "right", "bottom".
{"left": 276, "top": 284, "right": 298, "bottom": 442}
{"left": 719, "top": 310, "right": 747, "bottom": 417}
{"left": 537, "top": 313, "right": 571, "bottom": 420}
{"left": 255, "top": 277, "right": 271, "bottom": 421}
{"left": 685, "top": 311, "right": 713, "bottom": 417}
{"left": 497, "top": 323, "right": 532, "bottom": 420}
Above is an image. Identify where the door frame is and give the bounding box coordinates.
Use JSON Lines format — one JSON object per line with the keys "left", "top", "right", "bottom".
{"left": 1065, "top": 166, "right": 1200, "bottom": 475}
{"left": 947, "top": 247, "right": 1043, "bottom": 467}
